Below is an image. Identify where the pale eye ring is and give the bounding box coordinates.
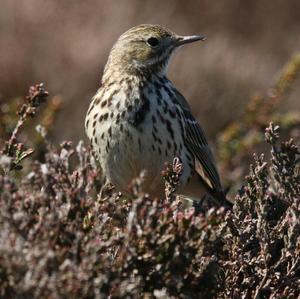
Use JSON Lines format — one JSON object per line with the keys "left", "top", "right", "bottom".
{"left": 147, "top": 37, "right": 159, "bottom": 47}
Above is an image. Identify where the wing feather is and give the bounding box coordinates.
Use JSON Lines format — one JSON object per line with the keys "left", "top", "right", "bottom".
{"left": 173, "top": 90, "right": 222, "bottom": 192}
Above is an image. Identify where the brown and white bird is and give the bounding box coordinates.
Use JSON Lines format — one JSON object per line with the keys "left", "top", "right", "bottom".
{"left": 85, "top": 24, "right": 232, "bottom": 208}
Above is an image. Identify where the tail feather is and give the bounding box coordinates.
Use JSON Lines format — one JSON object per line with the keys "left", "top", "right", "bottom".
{"left": 213, "top": 190, "right": 233, "bottom": 210}
{"left": 180, "top": 172, "right": 233, "bottom": 210}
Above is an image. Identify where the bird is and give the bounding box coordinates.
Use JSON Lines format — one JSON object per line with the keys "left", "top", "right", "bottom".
{"left": 85, "top": 24, "right": 232, "bottom": 208}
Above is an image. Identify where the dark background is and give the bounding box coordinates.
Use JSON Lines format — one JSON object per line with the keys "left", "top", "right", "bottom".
{"left": 1, "top": 0, "right": 300, "bottom": 144}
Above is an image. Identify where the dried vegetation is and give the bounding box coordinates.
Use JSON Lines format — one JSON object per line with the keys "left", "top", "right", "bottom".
{"left": 0, "top": 55, "right": 300, "bottom": 298}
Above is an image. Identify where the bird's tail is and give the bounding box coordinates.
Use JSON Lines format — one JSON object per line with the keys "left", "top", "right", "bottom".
{"left": 213, "top": 190, "right": 233, "bottom": 210}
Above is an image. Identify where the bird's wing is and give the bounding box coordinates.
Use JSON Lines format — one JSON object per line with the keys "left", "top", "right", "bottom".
{"left": 174, "top": 90, "right": 223, "bottom": 192}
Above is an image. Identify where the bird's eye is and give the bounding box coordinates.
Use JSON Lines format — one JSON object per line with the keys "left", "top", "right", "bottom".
{"left": 147, "top": 37, "right": 159, "bottom": 47}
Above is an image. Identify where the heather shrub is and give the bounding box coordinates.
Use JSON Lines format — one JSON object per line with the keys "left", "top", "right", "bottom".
{"left": 0, "top": 59, "right": 300, "bottom": 298}
{"left": 218, "top": 53, "right": 300, "bottom": 192}
{"left": 221, "top": 123, "right": 300, "bottom": 298}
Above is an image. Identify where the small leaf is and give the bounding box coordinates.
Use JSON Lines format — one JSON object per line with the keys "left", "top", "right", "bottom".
{"left": 19, "top": 148, "right": 34, "bottom": 161}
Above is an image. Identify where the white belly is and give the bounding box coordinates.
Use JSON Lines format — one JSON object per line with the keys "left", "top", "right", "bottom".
{"left": 99, "top": 116, "right": 191, "bottom": 195}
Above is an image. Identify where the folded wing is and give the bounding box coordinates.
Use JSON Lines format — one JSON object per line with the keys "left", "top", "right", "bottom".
{"left": 173, "top": 90, "right": 223, "bottom": 194}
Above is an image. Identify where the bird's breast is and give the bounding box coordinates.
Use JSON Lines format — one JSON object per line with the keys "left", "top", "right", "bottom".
{"left": 85, "top": 78, "right": 192, "bottom": 195}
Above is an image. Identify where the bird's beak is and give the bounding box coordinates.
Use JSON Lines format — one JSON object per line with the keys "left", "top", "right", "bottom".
{"left": 175, "top": 35, "right": 206, "bottom": 46}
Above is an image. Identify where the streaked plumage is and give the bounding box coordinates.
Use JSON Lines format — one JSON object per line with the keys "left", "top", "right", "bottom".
{"left": 85, "top": 24, "right": 232, "bottom": 208}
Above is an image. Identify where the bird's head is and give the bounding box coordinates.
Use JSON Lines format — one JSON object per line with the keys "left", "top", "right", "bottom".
{"left": 103, "top": 24, "right": 205, "bottom": 79}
